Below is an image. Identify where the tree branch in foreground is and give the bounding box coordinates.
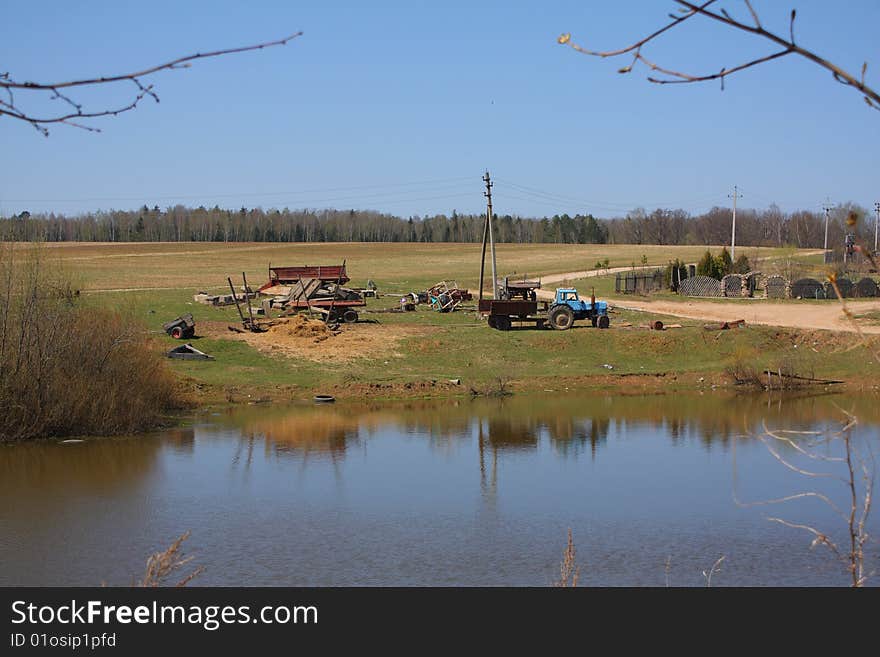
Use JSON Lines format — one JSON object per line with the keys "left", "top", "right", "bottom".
{"left": 0, "top": 31, "right": 303, "bottom": 136}
{"left": 558, "top": 1, "right": 879, "bottom": 111}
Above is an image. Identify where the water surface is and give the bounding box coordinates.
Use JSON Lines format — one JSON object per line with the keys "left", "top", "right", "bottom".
{"left": 1, "top": 392, "right": 877, "bottom": 586}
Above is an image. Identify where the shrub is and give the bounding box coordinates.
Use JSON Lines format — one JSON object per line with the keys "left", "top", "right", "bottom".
{"left": 0, "top": 243, "right": 182, "bottom": 441}
{"left": 717, "top": 247, "right": 733, "bottom": 277}
{"left": 696, "top": 250, "right": 718, "bottom": 279}
{"left": 665, "top": 258, "right": 687, "bottom": 291}
{"left": 696, "top": 248, "right": 736, "bottom": 280}
{"left": 733, "top": 254, "right": 751, "bottom": 274}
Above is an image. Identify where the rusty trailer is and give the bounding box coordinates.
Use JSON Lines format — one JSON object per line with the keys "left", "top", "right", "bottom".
{"left": 478, "top": 299, "right": 549, "bottom": 331}
{"left": 258, "top": 264, "right": 350, "bottom": 293}
{"left": 257, "top": 261, "right": 366, "bottom": 323}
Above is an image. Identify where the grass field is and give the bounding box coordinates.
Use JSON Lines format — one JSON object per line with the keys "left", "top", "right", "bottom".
{"left": 36, "top": 241, "right": 807, "bottom": 293}
{"left": 21, "top": 242, "right": 876, "bottom": 402}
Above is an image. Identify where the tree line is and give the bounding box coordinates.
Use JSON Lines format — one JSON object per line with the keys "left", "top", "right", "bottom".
{"left": 0, "top": 202, "right": 871, "bottom": 248}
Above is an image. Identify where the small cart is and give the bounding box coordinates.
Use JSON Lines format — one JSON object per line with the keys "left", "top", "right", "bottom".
{"left": 163, "top": 313, "right": 196, "bottom": 339}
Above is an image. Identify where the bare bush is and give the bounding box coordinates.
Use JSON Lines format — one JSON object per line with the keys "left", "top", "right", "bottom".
{"left": 0, "top": 242, "right": 182, "bottom": 441}
{"left": 138, "top": 531, "right": 203, "bottom": 587}
{"left": 553, "top": 529, "right": 581, "bottom": 587}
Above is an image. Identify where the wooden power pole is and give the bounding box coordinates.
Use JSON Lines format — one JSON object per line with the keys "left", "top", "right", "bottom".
{"left": 480, "top": 171, "right": 498, "bottom": 300}
{"left": 728, "top": 185, "right": 742, "bottom": 260}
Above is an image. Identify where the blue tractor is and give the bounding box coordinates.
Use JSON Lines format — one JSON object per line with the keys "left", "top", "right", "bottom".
{"left": 548, "top": 288, "right": 610, "bottom": 330}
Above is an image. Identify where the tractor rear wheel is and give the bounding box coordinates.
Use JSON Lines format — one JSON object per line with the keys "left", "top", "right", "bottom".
{"left": 549, "top": 305, "right": 574, "bottom": 330}
{"left": 598, "top": 315, "right": 610, "bottom": 329}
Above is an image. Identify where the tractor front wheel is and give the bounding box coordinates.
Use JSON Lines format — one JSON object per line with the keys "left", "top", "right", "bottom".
{"left": 549, "top": 305, "right": 574, "bottom": 330}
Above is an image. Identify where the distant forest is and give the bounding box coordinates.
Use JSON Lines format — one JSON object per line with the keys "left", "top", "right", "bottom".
{"left": 0, "top": 203, "right": 871, "bottom": 249}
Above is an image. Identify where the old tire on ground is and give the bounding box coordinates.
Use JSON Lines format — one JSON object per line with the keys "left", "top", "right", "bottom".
{"left": 495, "top": 316, "right": 512, "bottom": 331}
{"left": 549, "top": 305, "right": 574, "bottom": 330}
{"left": 598, "top": 315, "right": 610, "bottom": 329}
{"left": 342, "top": 309, "right": 358, "bottom": 323}
{"left": 170, "top": 326, "right": 184, "bottom": 339}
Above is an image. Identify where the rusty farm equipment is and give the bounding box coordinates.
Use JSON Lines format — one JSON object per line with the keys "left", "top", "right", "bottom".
{"left": 499, "top": 275, "right": 541, "bottom": 301}
{"left": 257, "top": 261, "right": 366, "bottom": 323}
{"left": 163, "top": 313, "right": 196, "bottom": 339}
{"left": 427, "top": 281, "right": 472, "bottom": 312}
{"left": 478, "top": 288, "right": 609, "bottom": 331}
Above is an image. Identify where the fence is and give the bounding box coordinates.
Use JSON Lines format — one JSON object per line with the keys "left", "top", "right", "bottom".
{"left": 615, "top": 269, "right": 665, "bottom": 295}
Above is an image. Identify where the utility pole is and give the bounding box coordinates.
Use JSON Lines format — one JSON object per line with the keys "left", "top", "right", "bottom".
{"left": 728, "top": 185, "right": 742, "bottom": 260}
{"left": 874, "top": 201, "right": 879, "bottom": 254}
{"left": 822, "top": 202, "right": 832, "bottom": 252}
{"left": 482, "top": 171, "right": 498, "bottom": 299}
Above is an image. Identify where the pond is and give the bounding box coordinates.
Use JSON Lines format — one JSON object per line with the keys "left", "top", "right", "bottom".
{"left": 1, "top": 392, "right": 877, "bottom": 586}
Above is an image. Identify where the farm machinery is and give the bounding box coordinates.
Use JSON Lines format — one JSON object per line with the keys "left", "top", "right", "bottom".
{"left": 257, "top": 262, "right": 366, "bottom": 323}
{"left": 474, "top": 170, "right": 611, "bottom": 331}
{"left": 163, "top": 313, "right": 196, "bottom": 339}
{"left": 479, "top": 288, "right": 610, "bottom": 331}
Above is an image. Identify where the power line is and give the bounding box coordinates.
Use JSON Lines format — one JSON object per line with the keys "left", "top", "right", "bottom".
{"left": 2, "top": 176, "right": 476, "bottom": 204}
{"left": 495, "top": 178, "right": 723, "bottom": 212}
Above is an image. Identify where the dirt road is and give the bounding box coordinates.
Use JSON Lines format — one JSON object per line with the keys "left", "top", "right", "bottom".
{"left": 607, "top": 297, "right": 880, "bottom": 334}
{"left": 531, "top": 268, "right": 880, "bottom": 334}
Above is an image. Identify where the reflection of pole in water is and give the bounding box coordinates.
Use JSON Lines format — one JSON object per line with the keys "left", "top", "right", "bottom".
{"left": 477, "top": 418, "right": 497, "bottom": 510}
{"left": 231, "top": 432, "right": 256, "bottom": 478}
{"left": 478, "top": 419, "right": 485, "bottom": 489}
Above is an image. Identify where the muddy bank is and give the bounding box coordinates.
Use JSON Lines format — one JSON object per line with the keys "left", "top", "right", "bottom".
{"left": 176, "top": 369, "right": 880, "bottom": 408}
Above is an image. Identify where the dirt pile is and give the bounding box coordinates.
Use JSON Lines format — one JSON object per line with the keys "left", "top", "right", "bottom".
{"left": 267, "top": 315, "right": 333, "bottom": 341}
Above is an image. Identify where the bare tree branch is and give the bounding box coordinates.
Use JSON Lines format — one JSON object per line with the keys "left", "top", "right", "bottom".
{"left": 559, "top": 1, "right": 880, "bottom": 112}
{"left": 0, "top": 31, "right": 303, "bottom": 136}
{"left": 742, "top": 416, "right": 876, "bottom": 586}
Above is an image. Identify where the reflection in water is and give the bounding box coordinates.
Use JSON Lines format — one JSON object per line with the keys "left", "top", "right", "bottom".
{"left": 548, "top": 417, "right": 610, "bottom": 459}
{"left": 2, "top": 391, "right": 877, "bottom": 586}
{"left": 215, "top": 390, "right": 869, "bottom": 466}
{"left": 0, "top": 434, "right": 164, "bottom": 496}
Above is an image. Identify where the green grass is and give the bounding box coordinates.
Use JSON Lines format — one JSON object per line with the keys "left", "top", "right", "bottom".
{"left": 56, "top": 242, "right": 875, "bottom": 399}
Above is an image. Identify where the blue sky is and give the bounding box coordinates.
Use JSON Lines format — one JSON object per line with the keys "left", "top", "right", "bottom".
{"left": 1, "top": 0, "right": 878, "bottom": 219}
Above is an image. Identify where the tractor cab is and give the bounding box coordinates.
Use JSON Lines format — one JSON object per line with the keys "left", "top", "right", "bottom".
{"left": 554, "top": 288, "right": 608, "bottom": 314}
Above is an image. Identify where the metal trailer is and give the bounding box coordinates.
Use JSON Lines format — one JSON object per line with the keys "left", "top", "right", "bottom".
{"left": 259, "top": 262, "right": 366, "bottom": 323}
{"left": 500, "top": 276, "right": 541, "bottom": 301}
{"left": 258, "top": 264, "right": 350, "bottom": 293}
{"left": 283, "top": 297, "right": 365, "bottom": 323}
{"left": 478, "top": 299, "right": 548, "bottom": 331}
{"left": 162, "top": 313, "right": 196, "bottom": 339}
